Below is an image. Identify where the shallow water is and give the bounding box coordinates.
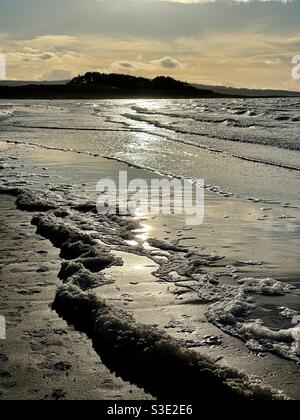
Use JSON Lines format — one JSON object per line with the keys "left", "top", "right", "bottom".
{"left": 0, "top": 99, "right": 299, "bottom": 273}
{"left": 1, "top": 99, "right": 300, "bottom": 206}
{"left": 0, "top": 99, "right": 300, "bottom": 381}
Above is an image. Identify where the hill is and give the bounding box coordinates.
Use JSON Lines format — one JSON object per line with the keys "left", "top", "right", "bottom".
{"left": 1, "top": 73, "right": 299, "bottom": 99}
{"left": 0, "top": 73, "right": 221, "bottom": 99}
{"left": 194, "top": 83, "right": 300, "bottom": 98}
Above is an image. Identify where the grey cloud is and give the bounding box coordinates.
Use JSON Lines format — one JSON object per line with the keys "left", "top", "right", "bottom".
{"left": 118, "top": 62, "right": 135, "bottom": 69}
{"left": 0, "top": 0, "right": 299, "bottom": 40}
{"left": 154, "top": 56, "right": 182, "bottom": 69}
{"left": 39, "top": 53, "right": 53, "bottom": 60}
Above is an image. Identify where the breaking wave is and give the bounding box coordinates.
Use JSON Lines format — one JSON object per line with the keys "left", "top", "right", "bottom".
{"left": 122, "top": 112, "right": 300, "bottom": 152}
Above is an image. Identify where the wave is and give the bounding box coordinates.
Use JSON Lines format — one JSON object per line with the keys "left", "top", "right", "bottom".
{"left": 122, "top": 112, "right": 300, "bottom": 152}
{"left": 131, "top": 105, "right": 266, "bottom": 128}
{"left": 1, "top": 139, "right": 299, "bottom": 211}
{"left": 4, "top": 113, "right": 300, "bottom": 172}
{"left": 119, "top": 115, "right": 300, "bottom": 172}
{"left": 131, "top": 104, "right": 300, "bottom": 127}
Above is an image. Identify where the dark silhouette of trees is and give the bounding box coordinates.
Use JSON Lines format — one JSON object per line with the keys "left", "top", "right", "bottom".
{"left": 69, "top": 72, "right": 192, "bottom": 91}
{"left": 0, "top": 72, "right": 222, "bottom": 99}
{"left": 152, "top": 76, "right": 189, "bottom": 90}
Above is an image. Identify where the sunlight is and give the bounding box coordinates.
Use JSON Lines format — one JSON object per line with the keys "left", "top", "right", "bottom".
{"left": 134, "top": 223, "right": 151, "bottom": 241}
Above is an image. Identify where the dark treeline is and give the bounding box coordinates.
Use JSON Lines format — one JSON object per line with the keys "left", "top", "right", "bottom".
{"left": 0, "top": 72, "right": 225, "bottom": 99}
{"left": 69, "top": 72, "right": 197, "bottom": 91}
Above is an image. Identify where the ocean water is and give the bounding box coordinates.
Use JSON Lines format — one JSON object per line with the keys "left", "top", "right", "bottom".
{"left": 1, "top": 98, "right": 300, "bottom": 207}
{"left": 1, "top": 98, "right": 300, "bottom": 376}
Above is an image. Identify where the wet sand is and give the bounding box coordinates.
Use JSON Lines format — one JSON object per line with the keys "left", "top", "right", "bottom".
{"left": 100, "top": 249, "right": 300, "bottom": 399}
{"left": 0, "top": 194, "right": 151, "bottom": 400}
{"left": 0, "top": 140, "right": 299, "bottom": 400}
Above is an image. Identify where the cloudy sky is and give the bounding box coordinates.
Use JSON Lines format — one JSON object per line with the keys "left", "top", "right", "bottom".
{"left": 0, "top": 0, "right": 299, "bottom": 89}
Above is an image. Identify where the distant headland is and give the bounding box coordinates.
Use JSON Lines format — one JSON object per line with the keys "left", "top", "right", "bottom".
{"left": 0, "top": 72, "right": 299, "bottom": 99}
{"left": 0, "top": 72, "right": 229, "bottom": 99}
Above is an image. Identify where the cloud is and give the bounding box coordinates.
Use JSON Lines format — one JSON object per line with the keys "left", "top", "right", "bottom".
{"left": 152, "top": 56, "right": 183, "bottom": 69}
{"left": 110, "top": 60, "right": 154, "bottom": 72}
{"left": 2, "top": 32, "right": 300, "bottom": 90}
{"left": 115, "top": 62, "right": 135, "bottom": 69}
{"left": 0, "top": 0, "right": 299, "bottom": 90}
{"left": 110, "top": 56, "right": 183, "bottom": 73}
{"left": 0, "top": 0, "right": 299, "bottom": 40}
{"left": 39, "top": 53, "right": 53, "bottom": 60}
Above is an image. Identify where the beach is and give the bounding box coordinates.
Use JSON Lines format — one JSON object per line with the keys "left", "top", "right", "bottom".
{"left": 0, "top": 99, "right": 300, "bottom": 400}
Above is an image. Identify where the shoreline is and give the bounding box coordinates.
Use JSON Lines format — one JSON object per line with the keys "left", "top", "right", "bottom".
{"left": 0, "top": 192, "right": 288, "bottom": 401}
{"left": 1, "top": 93, "right": 299, "bottom": 100}
{"left": 1, "top": 141, "right": 300, "bottom": 399}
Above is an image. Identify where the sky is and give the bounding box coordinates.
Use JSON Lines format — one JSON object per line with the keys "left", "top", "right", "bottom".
{"left": 0, "top": 0, "right": 300, "bottom": 90}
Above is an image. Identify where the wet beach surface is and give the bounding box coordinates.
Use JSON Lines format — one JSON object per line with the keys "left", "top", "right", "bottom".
{"left": 0, "top": 194, "right": 150, "bottom": 400}
{"left": 0, "top": 99, "right": 300, "bottom": 399}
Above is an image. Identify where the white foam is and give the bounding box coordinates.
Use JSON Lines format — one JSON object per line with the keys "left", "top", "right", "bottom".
{"left": 205, "top": 277, "right": 299, "bottom": 363}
